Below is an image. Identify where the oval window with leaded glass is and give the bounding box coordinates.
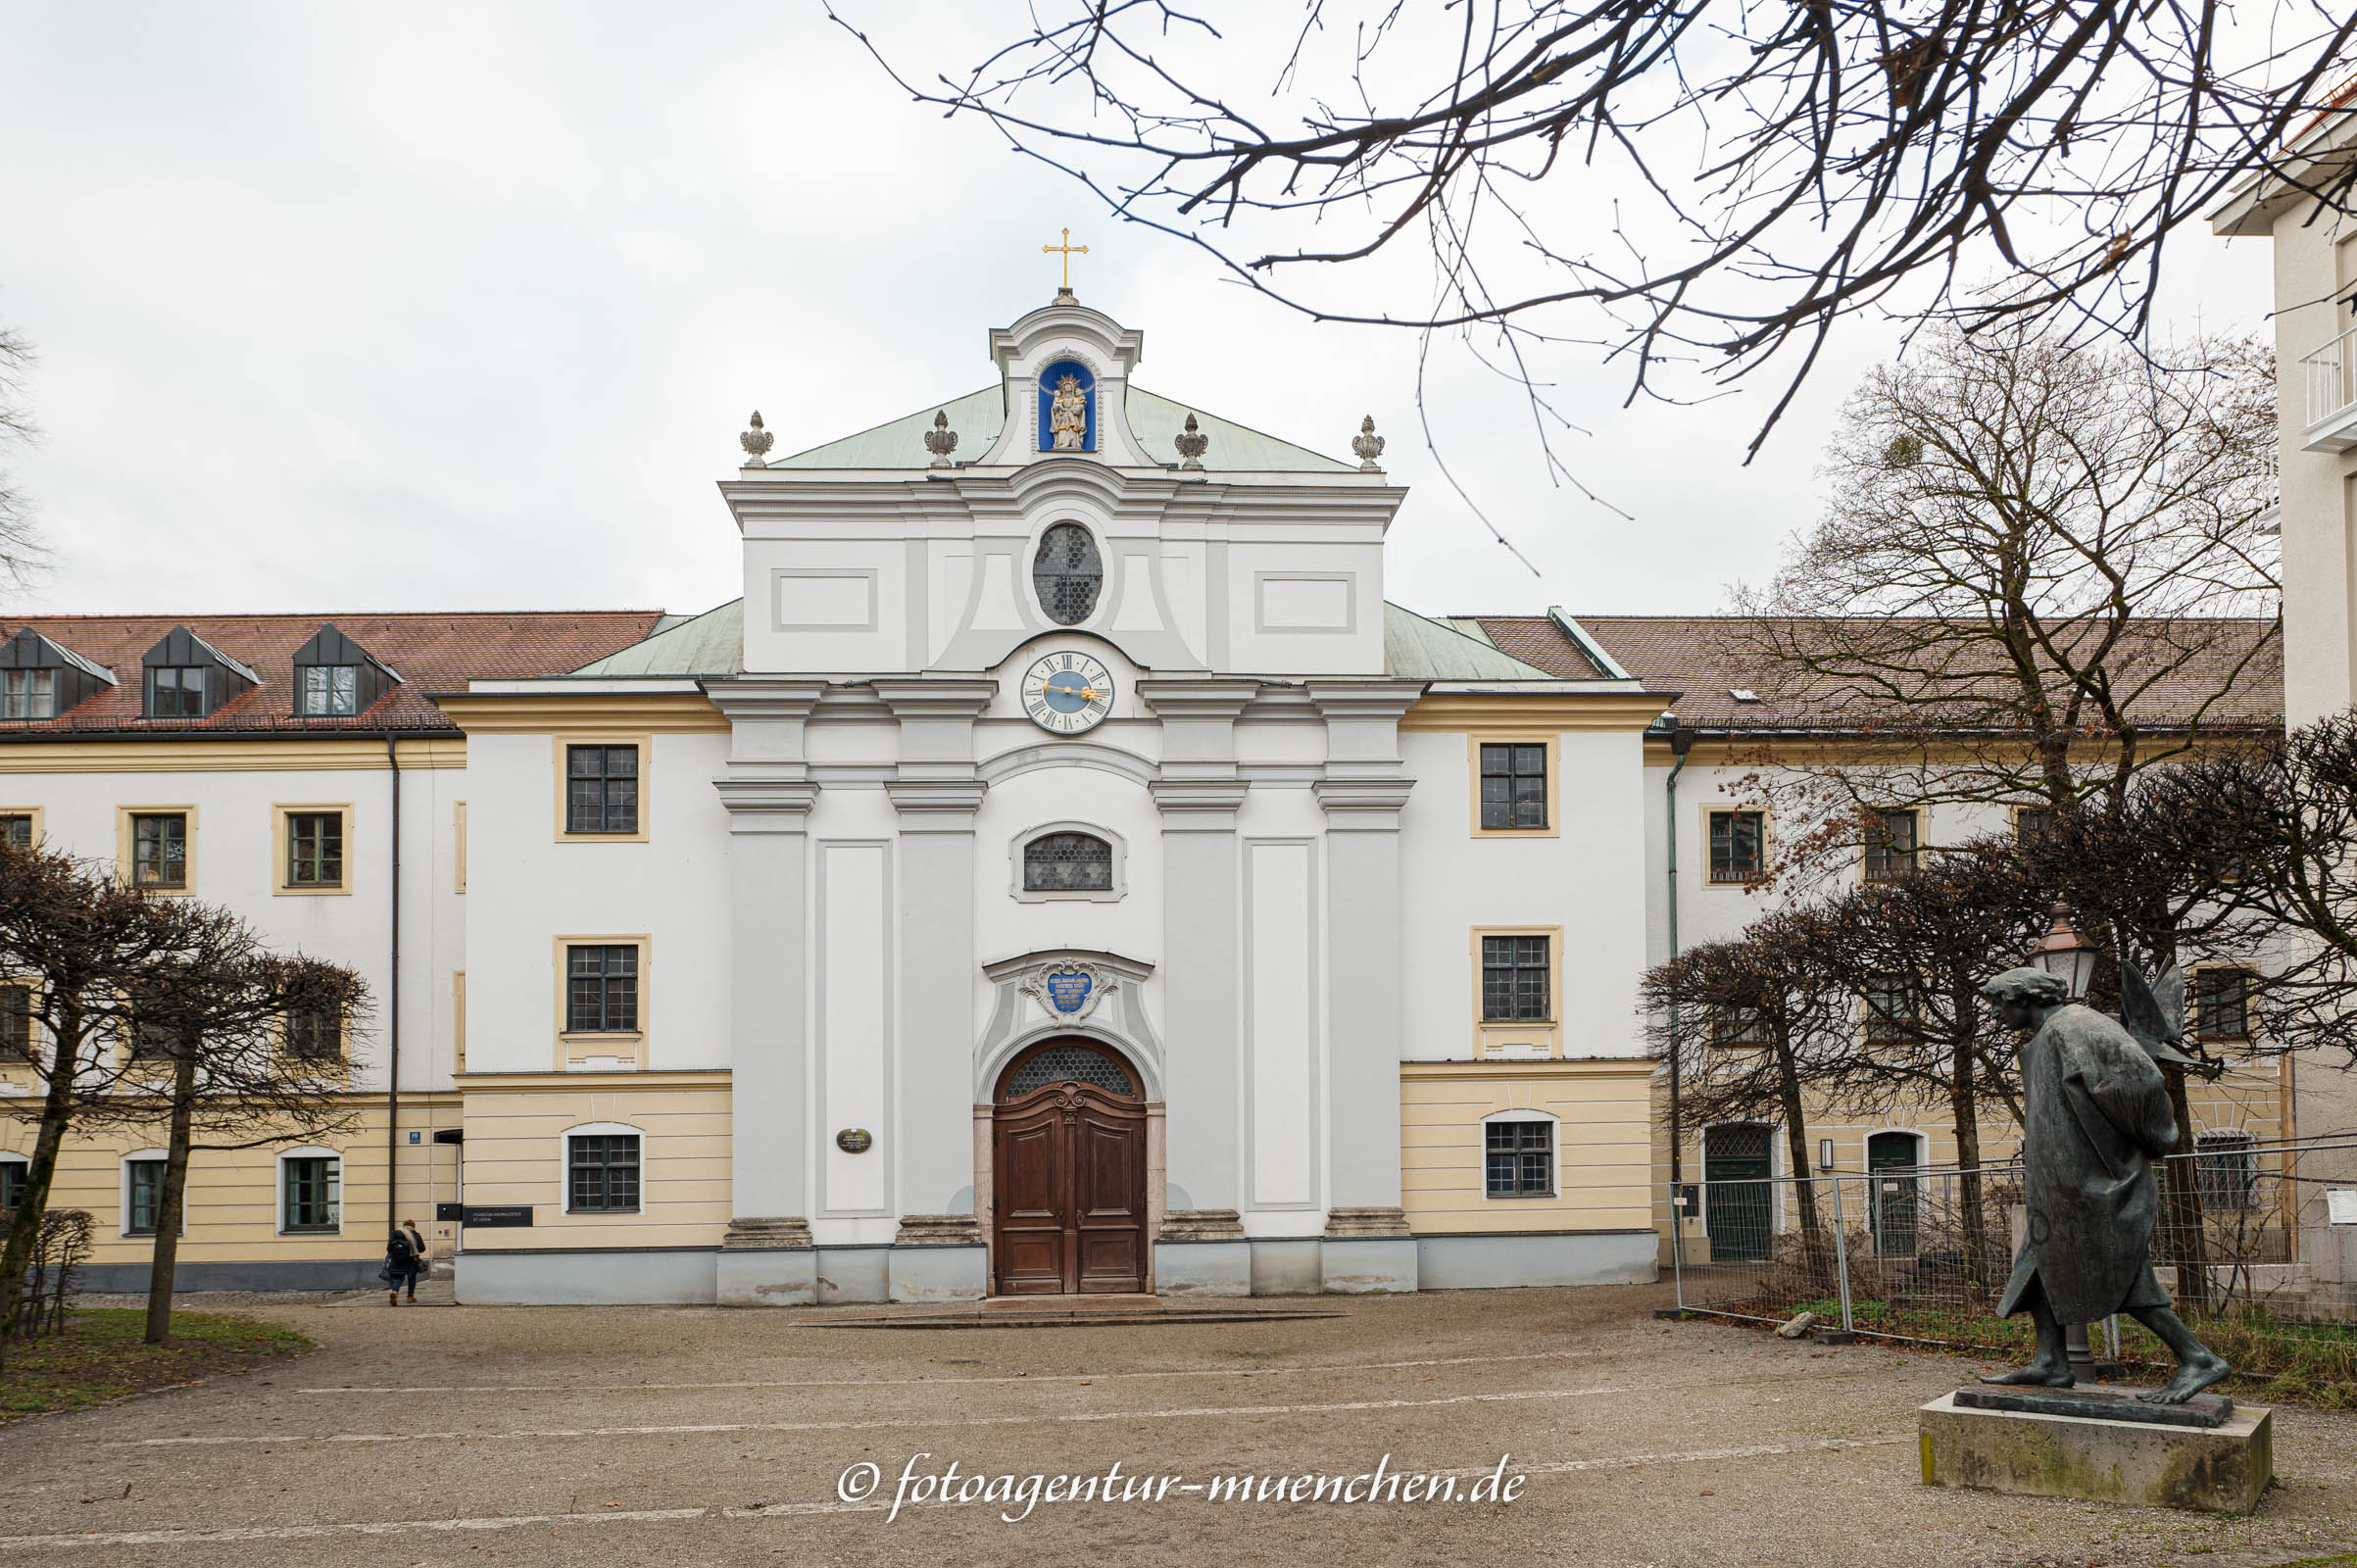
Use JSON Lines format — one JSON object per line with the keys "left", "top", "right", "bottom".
{"left": 1023, "top": 831, "right": 1112, "bottom": 894}
{"left": 1033, "top": 522, "right": 1103, "bottom": 625}
{"left": 1001, "top": 1042, "right": 1137, "bottom": 1100}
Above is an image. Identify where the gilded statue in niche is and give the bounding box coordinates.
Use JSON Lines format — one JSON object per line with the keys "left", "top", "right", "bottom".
{"left": 1049, "top": 372, "right": 1088, "bottom": 451}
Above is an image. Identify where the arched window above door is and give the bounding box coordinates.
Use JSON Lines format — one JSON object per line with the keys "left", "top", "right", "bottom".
{"left": 999, "top": 1040, "right": 1139, "bottom": 1101}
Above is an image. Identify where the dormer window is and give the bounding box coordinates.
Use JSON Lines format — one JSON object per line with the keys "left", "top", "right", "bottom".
{"left": 1, "top": 669, "right": 51, "bottom": 720}
{"left": 139, "top": 627, "right": 259, "bottom": 720}
{"left": 290, "top": 624, "right": 398, "bottom": 719}
{"left": 0, "top": 627, "right": 116, "bottom": 721}
{"left": 299, "top": 664, "right": 358, "bottom": 716}
{"left": 149, "top": 667, "right": 206, "bottom": 717}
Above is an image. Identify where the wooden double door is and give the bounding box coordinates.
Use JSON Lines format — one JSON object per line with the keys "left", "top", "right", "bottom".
{"left": 992, "top": 1042, "right": 1148, "bottom": 1296}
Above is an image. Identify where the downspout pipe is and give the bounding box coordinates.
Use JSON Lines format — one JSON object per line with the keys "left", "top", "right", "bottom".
{"left": 385, "top": 734, "right": 402, "bottom": 1241}
{"left": 1663, "top": 718, "right": 1697, "bottom": 1187}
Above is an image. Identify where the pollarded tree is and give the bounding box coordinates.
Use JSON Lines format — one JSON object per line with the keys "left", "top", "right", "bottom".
{"left": 1810, "top": 849, "right": 2052, "bottom": 1287}
{"left": 1642, "top": 906, "right": 1855, "bottom": 1261}
{"left": 0, "top": 844, "right": 182, "bottom": 1341}
{"left": 117, "top": 902, "right": 367, "bottom": 1344}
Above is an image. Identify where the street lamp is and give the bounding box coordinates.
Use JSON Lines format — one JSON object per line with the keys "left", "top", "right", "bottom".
{"left": 2027, "top": 903, "right": 2098, "bottom": 1002}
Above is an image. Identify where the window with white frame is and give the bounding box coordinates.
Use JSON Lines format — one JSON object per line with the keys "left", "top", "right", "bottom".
{"left": 123, "top": 1154, "right": 169, "bottom": 1235}
{"left": 280, "top": 1152, "right": 341, "bottom": 1232}
{"left": 1484, "top": 1113, "right": 1556, "bottom": 1198}
{"left": 565, "top": 1129, "right": 641, "bottom": 1213}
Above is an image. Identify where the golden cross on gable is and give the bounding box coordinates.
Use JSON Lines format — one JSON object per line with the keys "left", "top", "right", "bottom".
{"left": 1043, "top": 227, "right": 1089, "bottom": 292}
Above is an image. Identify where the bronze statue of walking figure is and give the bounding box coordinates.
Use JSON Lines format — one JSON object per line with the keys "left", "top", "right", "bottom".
{"left": 1977, "top": 967, "right": 2231, "bottom": 1405}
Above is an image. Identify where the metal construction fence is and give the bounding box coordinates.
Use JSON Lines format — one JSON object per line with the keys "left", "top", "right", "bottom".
{"left": 1666, "top": 1135, "right": 2357, "bottom": 1387}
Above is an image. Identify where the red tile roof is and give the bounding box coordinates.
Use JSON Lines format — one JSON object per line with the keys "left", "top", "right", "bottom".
{"left": 1469, "top": 614, "right": 2283, "bottom": 731}
{"left": 0, "top": 611, "right": 665, "bottom": 736}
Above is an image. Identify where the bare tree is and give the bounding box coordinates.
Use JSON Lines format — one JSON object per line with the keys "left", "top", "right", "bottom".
{"left": 1724, "top": 325, "right": 2278, "bottom": 892}
{"left": 0, "top": 844, "right": 180, "bottom": 1338}
{"left": 834, "top": 2, "right": 2355, "bottom": 452}
{"left": 0, "top": 326, "right": 42, "bottom": 591}
{"left": 120, "top": 903, "right": 367, "bottom": 1344}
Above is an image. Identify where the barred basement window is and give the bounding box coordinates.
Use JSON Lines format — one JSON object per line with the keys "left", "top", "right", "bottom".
{"left": 1032, "top": 522, "right": 1103, "bottom": 626}
{"left": 1485, "top": 1120, "right": 1554, "bottom": 1198}
{"left": 2196, "top": 1132, "right": 2256, "bottom": 1212}
{"left": 567, "top": 1133, "right": 641, "bottom": 1212}
{"left": 1023, "top": 831, "right": 1112, "bottom": 893}
{"left": 1481, "top": 935, "right": 1549, "bottom": 1022}
{"left": 566, "top": 945, "right": 639, "bottom": 1033}
{"left": 566, "top": 745, "right": 639, "bottom": 834}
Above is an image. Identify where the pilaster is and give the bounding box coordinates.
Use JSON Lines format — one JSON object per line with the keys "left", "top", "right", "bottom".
{"left": 876, "top": 683, "right": 990, "bottom": 1266}
{"left": 1145, "top": 685, "right": 1252, "bottom": 1219}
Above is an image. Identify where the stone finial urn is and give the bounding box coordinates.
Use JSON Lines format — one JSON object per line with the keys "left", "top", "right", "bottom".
{"left": 740, "top": 411, "right": 775, "bottom": 466}
{"left": 1175, "top": 412, "right": 1208, "bottom": 471}
{"left": 1352, "top": 415, "right": 1386, "bottom": 472}
{"left": 924, "top": 410, "right": 958, "bottom": 469}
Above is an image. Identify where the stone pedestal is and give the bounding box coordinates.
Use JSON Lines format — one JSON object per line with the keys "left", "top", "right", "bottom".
{"left": 716, "top": 1216, "right": 817, "bottom": 1307}
{"left": 1156, "top": 1207, "right": 1250, "bottom": 1296}
{"left": 1320, "top": 1205, "right": 1418, "bottom": 1294}
{"left": 1919, "top": 1390, "right": 2274, "bottom": 1514}
{"left": 889, "top": 1213, "right": 987, "bottom": 1302}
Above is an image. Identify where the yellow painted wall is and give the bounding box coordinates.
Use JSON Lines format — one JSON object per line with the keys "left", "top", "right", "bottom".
{"left": 0, "top": 1094, "right": 462, "bottom": 1266}
{"left": 456, "top": 1072, "right": 731, "bottom": 1250}
{"left": 1401, "top": 1060, "right": 1652, "bottom": 1234}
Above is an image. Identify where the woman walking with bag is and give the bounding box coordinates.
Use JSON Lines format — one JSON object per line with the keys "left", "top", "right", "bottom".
{"left": 383, "top": 1224, "right": 418, "bottom": 1306}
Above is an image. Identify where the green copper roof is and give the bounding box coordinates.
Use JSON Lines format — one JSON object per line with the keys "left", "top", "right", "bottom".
{"left": 568, "top": 599, "right": 745, "bottom": 678}
{"left": 1382, "top": 604, "right": 1556, "bottom": 680}
{"left": 773, "top": 385, "right": 1354, "bottom": 473}
{"left": 570, "top": 599, "right": 1554, "bottom": 683}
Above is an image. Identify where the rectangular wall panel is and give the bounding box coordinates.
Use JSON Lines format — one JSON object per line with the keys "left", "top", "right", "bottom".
{"left": 818, "top": 841, "right": 891, "bottom": 1214}
{"left": 1245, "top": 839, "right": 1318, "bottom": 1208}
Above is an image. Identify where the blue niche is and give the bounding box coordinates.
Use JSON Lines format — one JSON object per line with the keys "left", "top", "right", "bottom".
{"left": 1036, "top": 359, "right": 1096, "bottom": 454}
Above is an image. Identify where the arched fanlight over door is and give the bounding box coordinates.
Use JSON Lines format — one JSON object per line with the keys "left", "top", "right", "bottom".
{"left": 1033, "top": 522, "right": 1103, "bottom": 625}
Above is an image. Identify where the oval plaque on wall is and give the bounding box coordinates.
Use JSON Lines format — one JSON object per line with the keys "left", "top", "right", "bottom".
{"left": 836, "top": 1127, "right": 872, "bottom": 1154}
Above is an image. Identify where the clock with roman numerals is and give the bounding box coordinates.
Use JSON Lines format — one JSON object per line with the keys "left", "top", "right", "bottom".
{"left": 1022, "top": 650, "right": 1114, "bottom": 735}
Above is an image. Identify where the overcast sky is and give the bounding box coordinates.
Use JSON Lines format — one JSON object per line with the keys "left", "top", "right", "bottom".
{"left": 0, "top": 2, "right": 2278, "bottom": 626}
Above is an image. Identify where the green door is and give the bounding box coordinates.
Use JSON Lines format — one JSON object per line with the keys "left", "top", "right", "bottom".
{"left": 1703, "top": 1123, "right": 1773, "bottom": 1262}
{"left": 1867, "top": 1131, "right": 1921, "bottom": 1257}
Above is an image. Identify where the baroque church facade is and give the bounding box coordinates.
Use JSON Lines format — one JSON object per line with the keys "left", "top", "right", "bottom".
{"left": 451, "top": 293, "right": 1668, "bottom": 1303}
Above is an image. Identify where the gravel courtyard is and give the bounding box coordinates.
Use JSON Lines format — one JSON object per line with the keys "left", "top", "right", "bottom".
{"left": 3, "top": 1283, "right": 2355, "bottom": 1568}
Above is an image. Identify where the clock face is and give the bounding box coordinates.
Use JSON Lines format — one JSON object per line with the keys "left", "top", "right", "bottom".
{"left": 1022, "top": 651, "right": 1114, "bottom": 735}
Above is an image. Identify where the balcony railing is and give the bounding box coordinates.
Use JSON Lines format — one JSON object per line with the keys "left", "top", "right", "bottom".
{"left": 2302, "top": 322, "right": 2357, "bottom": 451}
